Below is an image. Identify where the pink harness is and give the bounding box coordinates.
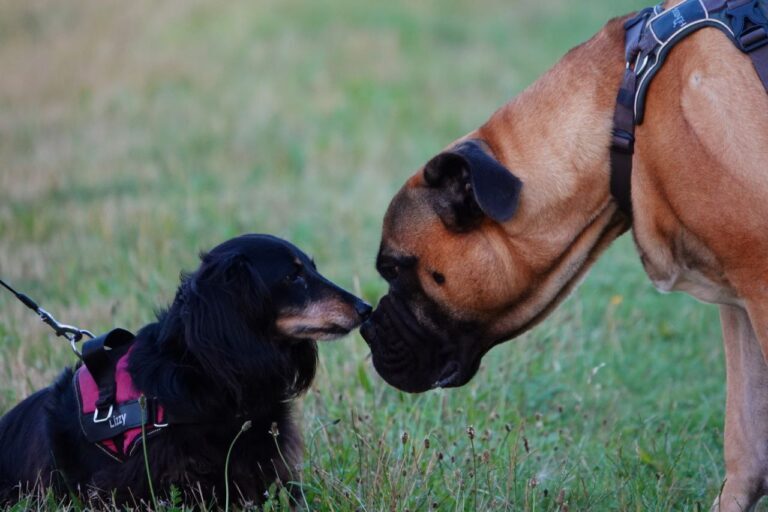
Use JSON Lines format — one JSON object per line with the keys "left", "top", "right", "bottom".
{"left": 74, "top": 330, "right": 167, "bottom": 461}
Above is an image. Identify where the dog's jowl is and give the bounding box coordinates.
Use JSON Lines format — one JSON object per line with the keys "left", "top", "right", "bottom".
{"left": 361, "top": 5, "right": 768, "bottom": 511}
{"left": 0, "top": 234, "right": 370, "bottom": 506}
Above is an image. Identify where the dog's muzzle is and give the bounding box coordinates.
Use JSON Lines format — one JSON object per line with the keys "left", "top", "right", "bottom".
{"left": 360, "top": 294, "right": 481, "bottom": 393}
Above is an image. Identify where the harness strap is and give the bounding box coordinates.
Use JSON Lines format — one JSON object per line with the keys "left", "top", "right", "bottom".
{"left": 609, "top": 10, "right": 651, "bottom": 218}
{"left": 79, "top": 397, "right": 206, "bottom": 444}
{"left": 749, "top": 41, "right": 768, "bottom": 84}
{"left": 79, "top": 398, "right": 163, "bottom": 443}
{"left": 81, "top": 328, "right": 134, "bottom": 417}
{"left": 609, "top": 70, "right": 638, "bottom": 218}
{"left": 609, "top": 0, "right": 768, "bottom": 219}
{"left": 729, "top": 0, "right": 768, "bottom": 88}
{"left": 75, "top": 331, "right": 228, "bottom": 461}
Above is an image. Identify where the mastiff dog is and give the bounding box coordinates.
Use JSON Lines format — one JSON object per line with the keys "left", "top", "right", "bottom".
{"left": 360, "top": 0, "right": 768, "bottom": 509}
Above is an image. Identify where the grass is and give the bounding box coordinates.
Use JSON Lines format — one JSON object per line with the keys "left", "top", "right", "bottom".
{"left": 0, "top": 0, "right": 748, "bottom": 509}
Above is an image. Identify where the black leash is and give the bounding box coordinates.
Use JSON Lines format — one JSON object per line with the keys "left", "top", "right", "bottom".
{"left": 0, "top": 277, "right": 94, "bottom": 357}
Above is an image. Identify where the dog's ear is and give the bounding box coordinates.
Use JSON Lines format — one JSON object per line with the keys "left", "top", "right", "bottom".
{"left": 423, "top": 140, "right": 523, "bottom": 231}
{"left": 181, "top": 251, "right": 272, "bottom": 399}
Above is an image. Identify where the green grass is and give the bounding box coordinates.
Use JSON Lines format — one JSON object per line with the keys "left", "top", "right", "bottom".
{"left": 0, "top": 0, "right": 745, "bottom": 509}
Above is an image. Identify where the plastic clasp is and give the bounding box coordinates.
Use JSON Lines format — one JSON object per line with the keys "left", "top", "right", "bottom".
{"left": 740, "top": 26, "right": 768, "bottom": 52}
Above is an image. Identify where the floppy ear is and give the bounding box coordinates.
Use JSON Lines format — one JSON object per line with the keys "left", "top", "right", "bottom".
{"left": 181, "top": 251, "right": 272, "bottom": 399}
{"left": 423, "top": 139, "right": 523, "bottom": 231}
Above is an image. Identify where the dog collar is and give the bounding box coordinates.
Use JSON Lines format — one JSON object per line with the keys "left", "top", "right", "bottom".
{"left": 610, "top": 0, "right": 768, "bottom": 218}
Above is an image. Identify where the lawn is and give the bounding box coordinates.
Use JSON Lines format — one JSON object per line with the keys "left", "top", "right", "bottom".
{"left": 0, "top": 0, "right": 740, "bottom": 510}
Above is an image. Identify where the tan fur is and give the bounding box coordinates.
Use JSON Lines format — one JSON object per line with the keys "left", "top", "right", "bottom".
{"left": 633, "top": 7, "right": 768, "bottom": 508}
{"left": 380, "top": 3, "right": 768, "bottom": 508}
{"left": 276, "top": 299, "right": 360, "bottom": 341}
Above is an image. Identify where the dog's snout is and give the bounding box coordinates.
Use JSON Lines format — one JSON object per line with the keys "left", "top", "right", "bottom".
{"left": 355, "top": 300, "right": 373, "bottom": 321}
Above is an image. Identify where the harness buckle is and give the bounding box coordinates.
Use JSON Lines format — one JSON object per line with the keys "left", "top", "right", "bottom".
{"left": 727, "top": 0, "right": 768, "bottom": 44}
{"left": 611, "top": 129, "right": 635, "bottom": 154}
{"left": 93, "top": 405, "right": 114, "bottom": 423}
{"left": 740, "top": 25, "right": 768, "bottom": 51}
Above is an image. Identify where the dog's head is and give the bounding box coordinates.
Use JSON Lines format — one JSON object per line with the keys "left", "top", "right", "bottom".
{"left": 172, "top": 234, "right": 370, "bottom": 401}
{"left": 361, "top": 139, "right": 625, "bottom": 393}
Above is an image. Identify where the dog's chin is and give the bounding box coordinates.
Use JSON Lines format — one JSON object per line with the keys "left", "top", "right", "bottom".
{"left": 360, "top": 294, "right": 486, "bottom": 393}
{"left": 278, "top": 323, "right": 356, "bottom": 342}
{"left": 313, "top": 326, "right": 353, "bottom": 341}
{"left": 361, "top": 319, "right": 478, "bottom": 393}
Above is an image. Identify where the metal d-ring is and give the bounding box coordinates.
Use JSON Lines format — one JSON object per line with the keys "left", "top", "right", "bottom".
{"left": 64, "top": 326, "right": 94, "bottom": 359}
{"left": 634, "top": 53, "right": 650, "bottom": 75}
{"left": 93, "top": 405, "right": 114, "bottom": 423}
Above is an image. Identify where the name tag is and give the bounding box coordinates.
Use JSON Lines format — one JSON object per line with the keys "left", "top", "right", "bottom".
{"left": 650, "top": 0, "right": 707, "bottom": 42}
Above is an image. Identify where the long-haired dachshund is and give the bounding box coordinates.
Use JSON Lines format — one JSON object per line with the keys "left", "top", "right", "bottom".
{"left": 0, "top": 234, "right": 370, "bottom": 507}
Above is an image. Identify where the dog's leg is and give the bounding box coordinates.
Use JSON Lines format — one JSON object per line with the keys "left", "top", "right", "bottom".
{"left": 714, "top": 304, "right": 768, "bottom": 511}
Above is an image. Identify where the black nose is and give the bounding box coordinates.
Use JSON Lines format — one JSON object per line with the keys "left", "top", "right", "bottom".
{"left": 355, "top": 300, "right": 373, "bottom": 320}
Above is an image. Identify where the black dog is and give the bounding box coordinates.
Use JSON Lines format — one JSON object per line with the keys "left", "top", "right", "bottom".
{"left": 0, "top": 234, "right": 370, "bottom": 507}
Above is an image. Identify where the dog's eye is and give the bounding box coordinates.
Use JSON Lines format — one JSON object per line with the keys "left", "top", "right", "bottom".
{"left": 285, "top": 268, "right": 307, "bottom": 288}
{"left": 378, "top": 255, "right": 415, "bottom": 282}
{"left": 432, "top": 271, "right": 445, "bottom": 285}
{"left": 379, "top": 263, "right": 399, "bottom": 281}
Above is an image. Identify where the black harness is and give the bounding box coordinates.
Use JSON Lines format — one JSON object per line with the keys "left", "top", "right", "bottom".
{"left": 610, "top": 0, "right": 768, "bottom": 217}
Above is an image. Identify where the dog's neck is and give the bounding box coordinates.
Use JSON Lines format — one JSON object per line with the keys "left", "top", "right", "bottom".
{"left": 469, "top": 17, "right": 633, "bottom": 341}
{"left": 477, "top": 16, "right": 630, "bottom": 259}
{"left": 463, "top": 16, "right": 631, "bottom": 262}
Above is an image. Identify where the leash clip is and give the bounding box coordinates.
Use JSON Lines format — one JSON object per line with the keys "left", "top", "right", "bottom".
{"left": 37, "top": 307, "right": 94, "bottom": 359}
{"left": 1, "top": 277, "right": 95, "bottom": 360}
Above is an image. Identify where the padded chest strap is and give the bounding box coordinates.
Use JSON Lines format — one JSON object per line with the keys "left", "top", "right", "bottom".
{"left": 609, "top": 0, "right": 768, "bottom": 219}
{"left": 75, "top": 329, "right": 167, "bottom": 461}
{"left": 77, "top": 395, "right": 165, "bottom": 445}
{"left": 634, "top": 0, "right": 768, "bottom": 123}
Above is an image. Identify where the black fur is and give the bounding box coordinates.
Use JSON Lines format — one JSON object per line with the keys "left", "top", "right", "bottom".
{"left": 0, "top": 234, "right": 370, "bottom": 507}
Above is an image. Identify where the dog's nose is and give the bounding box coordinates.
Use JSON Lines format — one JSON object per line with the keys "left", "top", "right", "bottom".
{"left": 355, "top": 300, "right": 373, "bottom": 321}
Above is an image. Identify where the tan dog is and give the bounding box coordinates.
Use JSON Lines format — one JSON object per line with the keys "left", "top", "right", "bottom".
{"left": 360, "top": 2, "right": 768, "bottom": 510}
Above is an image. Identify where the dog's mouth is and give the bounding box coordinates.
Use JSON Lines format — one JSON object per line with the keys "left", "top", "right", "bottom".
{"left": 295, "top": 323, "right": 356, "bottom": 341}
{"left": 360, "top": 294, "right": 483, "bottom": 393}
{"left": 277, "top": 315, "right": 365, "bottom": 343}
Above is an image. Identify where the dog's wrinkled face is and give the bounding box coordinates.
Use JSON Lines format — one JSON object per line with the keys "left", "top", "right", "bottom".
{"left": 361, "top": 140, "right": 526, "bottom": 392}
{"left": 203, "top": 234, "right": 371, "bottom": 343}
{"left": 361, "top": 139, "right": 624, "bottom": 393}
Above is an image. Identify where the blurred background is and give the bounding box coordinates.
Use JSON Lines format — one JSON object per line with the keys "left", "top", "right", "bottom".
{"left": 0, "top": 0, "right": 732, "bottom": 510}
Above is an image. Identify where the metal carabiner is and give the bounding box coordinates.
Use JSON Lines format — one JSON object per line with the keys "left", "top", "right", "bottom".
{"left": 66, "top": 328, "right": 95, "bottom": 359}
{"left": 37, "top": 307, "right": 94, "bottom": 358}
{"left": 1, "top": 277, "right": 94, "bottom": 359}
